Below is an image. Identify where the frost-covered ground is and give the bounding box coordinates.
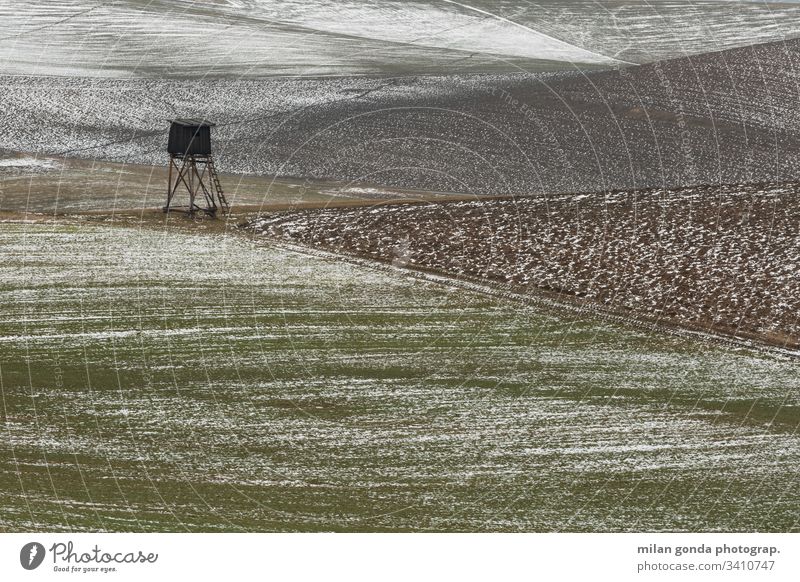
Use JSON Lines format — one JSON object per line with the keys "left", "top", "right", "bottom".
{"left": 256, "top": 181, "right": 800, "bottom": 349}
{"left": 1, "top": 221, "right": 798, "bottom": 532}
{"left": 4, "top": 36, "right": 800, "bottom": 197}
{"left": 2, "top": 1, "right": 799, "bottom": 77}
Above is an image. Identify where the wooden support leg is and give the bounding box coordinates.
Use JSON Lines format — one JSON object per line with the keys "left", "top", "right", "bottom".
{"left": 164, "top": 158, "right": 173, "bottom": 213}
{"left": 188, "top": 160, "right": 196, "bottom": 216}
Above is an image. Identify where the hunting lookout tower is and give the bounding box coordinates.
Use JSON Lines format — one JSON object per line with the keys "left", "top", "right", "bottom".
{"left": 164, "top": 119, "right": 229, "bottom": 216}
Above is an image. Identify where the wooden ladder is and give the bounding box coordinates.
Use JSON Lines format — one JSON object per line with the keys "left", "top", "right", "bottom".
{"left": 207, "top": 155, "right": 230, "bottom": 214}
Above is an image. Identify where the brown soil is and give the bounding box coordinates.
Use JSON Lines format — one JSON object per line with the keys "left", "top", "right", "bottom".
{"left": 254, "top": 181, "right": 800, "bottom": 351}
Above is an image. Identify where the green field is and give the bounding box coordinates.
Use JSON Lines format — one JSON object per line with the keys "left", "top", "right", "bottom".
{"left": 1, "top": 221, "right": 798, "bottom": 532}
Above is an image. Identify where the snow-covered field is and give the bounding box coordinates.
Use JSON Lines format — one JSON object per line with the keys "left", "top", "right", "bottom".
{"left": 1, "top": 221, "right": 798, "bottom": 531}
{"left": 4, "top": 34, "right": 800, "bottom": 198}
{"left": 1, "top": 1, "right": 799, "bottom": 77}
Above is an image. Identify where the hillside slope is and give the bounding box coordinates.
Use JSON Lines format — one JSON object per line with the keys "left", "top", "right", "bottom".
{"left": 4, "top": 37, "right": 800, "bottom": 196}
{"left": 2, "top": 1, "right": 799, "bottom": 77}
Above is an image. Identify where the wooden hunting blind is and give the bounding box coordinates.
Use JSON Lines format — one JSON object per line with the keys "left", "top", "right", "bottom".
{"left": 164, "top": 119, "right": 229, "bottom": 217}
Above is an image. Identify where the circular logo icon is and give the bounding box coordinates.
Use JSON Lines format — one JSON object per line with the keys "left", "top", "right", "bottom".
{"left": 20, "top": 542, "right": 45, "bottom": 570}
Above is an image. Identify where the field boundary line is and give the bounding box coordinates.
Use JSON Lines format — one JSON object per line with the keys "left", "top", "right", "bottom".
{"left": 261, "top": 236, "right": 800, "bottom": 361}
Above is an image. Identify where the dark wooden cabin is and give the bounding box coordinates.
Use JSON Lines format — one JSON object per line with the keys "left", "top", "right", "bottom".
{"left": 167, "top": 119, "right": 215, "bottom": 156}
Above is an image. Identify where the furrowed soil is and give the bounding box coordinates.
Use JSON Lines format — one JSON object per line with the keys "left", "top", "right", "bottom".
{"left": 255, "top": 181, "right": 800, "bottom": 350}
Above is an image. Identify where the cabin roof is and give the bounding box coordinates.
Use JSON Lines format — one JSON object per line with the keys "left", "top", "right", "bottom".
{"left": 169, "top": 118, "right": 216, "bottom": 128}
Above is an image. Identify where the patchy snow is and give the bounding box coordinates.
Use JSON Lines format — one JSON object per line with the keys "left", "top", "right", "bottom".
{"left": 0, "top": 156, "right": 61, "bottom": 174}
{"left": 0, "top": 156, "right": 58, "bottom": 168}
{"left": 1, "top": 221, "right": 799, "bottom": 531}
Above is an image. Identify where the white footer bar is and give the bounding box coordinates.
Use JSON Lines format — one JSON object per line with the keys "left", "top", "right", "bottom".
{"left": 1, "top": 533, "right": 797, "bottom": 581}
